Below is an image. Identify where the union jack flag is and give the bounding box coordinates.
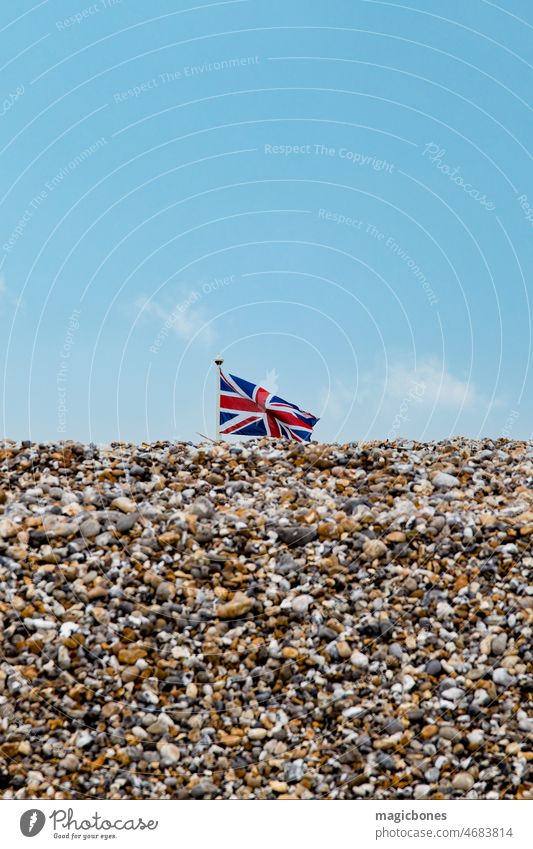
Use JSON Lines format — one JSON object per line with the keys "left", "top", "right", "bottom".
{"left": 219, "top": 369, "right": 319, "bottom": 442}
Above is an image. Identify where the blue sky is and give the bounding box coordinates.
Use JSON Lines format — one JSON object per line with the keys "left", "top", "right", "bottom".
{"left": 1, "top": 0, "right": 532, "bottom": 443}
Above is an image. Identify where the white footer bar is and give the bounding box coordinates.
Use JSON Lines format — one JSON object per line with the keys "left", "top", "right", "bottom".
{"left": 3, "top": 799, "right": 532, "bottom": 848}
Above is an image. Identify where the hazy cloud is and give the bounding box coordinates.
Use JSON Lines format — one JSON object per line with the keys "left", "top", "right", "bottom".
{"left": 383, "top": 357, "right": 479, "bottom": 408}
{"left": 319, "top": 356, "right": 496, "bottom": 441}
{"left": 136, "top": 294, "right": 214, "bottom": 345}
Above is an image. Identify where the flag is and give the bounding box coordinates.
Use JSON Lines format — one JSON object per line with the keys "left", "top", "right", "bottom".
{"left": 219, "top": 369, "right": 319, "bottom": 442}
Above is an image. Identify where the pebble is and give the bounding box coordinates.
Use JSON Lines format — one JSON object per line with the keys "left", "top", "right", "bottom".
{"left": 80, "top": 518, "right": 101, "bottom": 538}
{"left": 480, "top": 634, "right": 493, "bottom": 655}
{"left": 493, "top": 668, "right": 515, "bottom": 686}
{"left": 292, "top": 594, "right": 314, "bottom": 615}
{"left": 441, "top": 686, "right": 464, "bottom": 701}
{"left": 285, "top": 759, "right": 305, "bottom": 783}
{"left": 491, "top": 633, "right": 508, "bottom": 656}
{"left": 343, "top": 707, "right": 366, "bottom": 719}
{"left": 452, "top": 772, "right": 475, "bottom": 791}
{"left": 269, "top": 780, "right": 288, "bottom": 794}
{"left": 402, "top": 674, "right": 416, "bottom": 692}
{"left": 421, "top": 725, "right": 438, "bottom": 740}
{"left": 350, "top": 651, "right": 369, "bottom": 669}
{"left": 436, "top": 602, "right": 453, "bottom": 620}
{"left": 190, "top": 496, "right": 215, "bottom": 519}
{"left": 432, "top": 471, "right": 460, "bottom": 489}
{"left": 277, "top": 525, "right": 317, "bottom": 546}
{"left": 439, "top": 726, "right": 458, "bottom": 740}
{"left": 248, "top": 728, "right": 267, "bottom": 741}
{"left": 59, "top": 754, "right": 80, "bottom": 772}
{"left": 362, "top": 539, "right": 387, "bottom": 560}
{"left": 0, "top": 437, "right": 529, "bottom": 800}
{"left": 116, "top": 513, "right": 139, "bottom": 533}
{"left": 376, "top": 753, "right": 395, "bottom": 770}
{"left": 389, "top": 643, "right": 404, "bottom": 660}
{"left": 473, "top": 688, "right": 491, "bottom": 706}
{"left": 336, "top": 640, "right": 351, "bottom": 658}
{"left": 216, "top": 591, "right": 253, "bottom": 619}
{"left": 75, "top": 731, "right": 93, "bottom": 749}
{"left": 24, "top": 618, "right": 55, "bottom": 631}
{"left": 414, "top": 784, "right": 431, "bottom": 799}
{"left": 467, "top": 730, "right": 484, "bottom": 747}
{"left": 147, "top": 715, "right": 173, "bottom": 736}
{"left": 57, "top": 645, "right": 71, "bottom": 669}
{"left": 111, "top": 496, "right": 137, "bottom": 513}
{"left": 159, "top": 743, "right": 180, "bottom": 765}
{"left": 189, "top": 782, "right": 214, "bottom": 799}
{"left": 382, "top": 718, "right": 403, "bottom": 734}
{"left": 0, "top": 518, "right": 18, "bottom": 538}
{"left": 156, "top": 581, "right": 176, "bottom": 602}
{"left": 59, "top": 622, "right": 79, "bottom": 638}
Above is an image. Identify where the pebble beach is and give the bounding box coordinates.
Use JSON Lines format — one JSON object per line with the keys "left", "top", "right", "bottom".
{"left": 0, "top": 437, "right": 531, "bottom": 800}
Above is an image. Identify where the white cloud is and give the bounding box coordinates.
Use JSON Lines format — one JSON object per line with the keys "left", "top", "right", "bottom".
{"left": 259, "top": 367, "right": 280, "bottom": 394}
{"left": 358, "top": 356, "right": 499, "bottom": 440}
{"left": 0, "top": 273, "right": 19, "bottom": 314}
{"left": 381, "top": 357, "right": 479, "bottom": 408}
{"left": 317, "top": 356, "right": 499, "bottom": 441}
{"left": 136, "top": 293, "right": 214, "bottom": 345}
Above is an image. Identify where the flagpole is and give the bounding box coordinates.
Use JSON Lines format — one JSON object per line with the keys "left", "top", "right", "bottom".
{"left": 214, "top": 355, "right": 224, "bottom": 441}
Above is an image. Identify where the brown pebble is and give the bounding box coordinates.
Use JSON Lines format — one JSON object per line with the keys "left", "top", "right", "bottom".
{"left": 421, "top": 725, "right": 438, "bottom": 740}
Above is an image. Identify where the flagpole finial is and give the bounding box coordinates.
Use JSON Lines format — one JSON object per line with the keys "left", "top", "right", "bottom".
{"left": 214, "top": 354, "right": 224, "bottom": 367}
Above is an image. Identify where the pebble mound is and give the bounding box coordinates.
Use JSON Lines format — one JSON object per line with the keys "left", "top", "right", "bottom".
{"left": 0, "top": 437, "right": 532, "bottom": 800}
